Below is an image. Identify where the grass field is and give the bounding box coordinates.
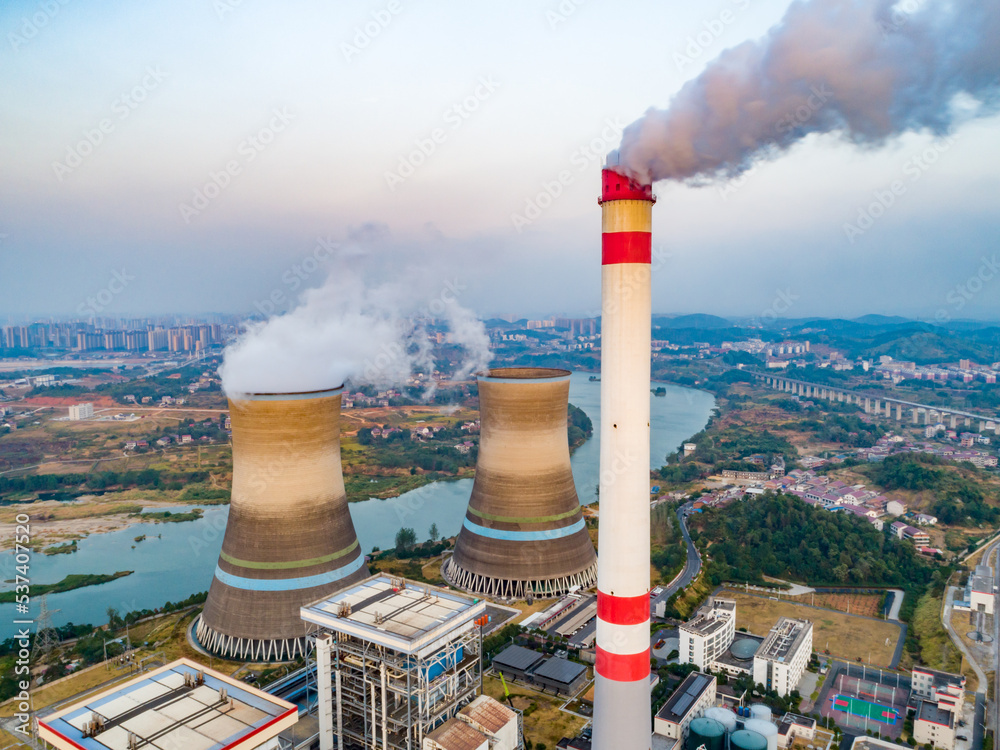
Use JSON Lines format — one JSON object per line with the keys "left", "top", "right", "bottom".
{"left": 723, "top": 591, "right": 900, "bottom": 666}
{"left": 482, "top": 674, "right": 587, "bottom": 748}
{"left": 787, "top": 592, "right": 884, "bottom": 618}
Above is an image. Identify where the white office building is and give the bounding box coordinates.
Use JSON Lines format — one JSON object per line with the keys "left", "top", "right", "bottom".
{"left": 68, "top": 402, "right": 94, "bottom": 421}
{"left": 680, "top": 598, "right": 736, "bottom": 670}
{"left": 752, "top": 617, "right": 813, "bottom": 697}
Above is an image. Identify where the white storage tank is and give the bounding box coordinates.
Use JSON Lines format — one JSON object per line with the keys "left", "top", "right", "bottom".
{"left": 744, "top": 719, "right": 778, "bottom": 750}
{"left": 749, "top": 705, "right": 772, "bottom": 722}
{"left": 704, "top": 707, "right": 738, "bottom": 734}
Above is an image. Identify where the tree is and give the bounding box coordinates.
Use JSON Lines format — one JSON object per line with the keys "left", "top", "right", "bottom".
{"left": 428, "top": 523, "right": 440, "bottom": 542}
{"left": 395, "top": 527, "right": 417, "bottom": 552}
{"left": 106, "top": 607, "right": 120, "bottom": 629}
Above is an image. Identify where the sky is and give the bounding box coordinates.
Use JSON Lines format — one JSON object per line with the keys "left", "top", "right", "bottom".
{"left": 1, "top": 0, "right": 999, "bottom": 323}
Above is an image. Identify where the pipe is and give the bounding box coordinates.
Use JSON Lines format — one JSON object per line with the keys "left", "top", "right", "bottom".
{"left": 381, "top": 663, "right": 388, "bottom": 750}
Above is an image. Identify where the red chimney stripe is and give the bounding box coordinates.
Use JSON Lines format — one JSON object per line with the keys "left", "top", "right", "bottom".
{"left": 597, "top": 590, "right": 651, "bottom": 625}
{"left": 602, "top": 231, "right": 651, "bottom": 265}
{"left": 596, "top": 645, "right": 651, "bottom": 682}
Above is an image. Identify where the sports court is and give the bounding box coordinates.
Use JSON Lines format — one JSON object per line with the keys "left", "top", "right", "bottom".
{"left": 818, "top": 666, "right": 910, "bottom": 739}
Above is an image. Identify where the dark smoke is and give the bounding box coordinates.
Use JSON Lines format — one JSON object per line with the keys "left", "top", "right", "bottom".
{"left": 618, "top": 0, "right": 1000, "bottom": 184}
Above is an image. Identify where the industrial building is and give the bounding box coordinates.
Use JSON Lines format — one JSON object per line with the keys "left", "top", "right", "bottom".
{"left": 301, "top": 574, "right": 487, "bottom": 750}
{"left": 953, "top": 565, "right": 995, "bottom": 614}
{"left": 198, "top": 386, "right": 369, "bottom": 662}
{"left": 37, "top": 658, "right": 298, "bottom": 750}
{"left": 911, "top": 666, "right": 966, "bottom": 750}
{"left": 444, "top": 367, "right": 597, "bottom": 600}
{"left": 652, "top": 672, "right": 717, "bottom": 742}
{"left": 752, "top": 618, "right": 813, "bottom": 697}
{"left": 491, "top": 644, "right": 589, "bottom": 696}
{"left": 422, "top": 696, "right": 521, "bottom": 750}
{"left": 679, "top": 598, "right": 736, "bottom": 670}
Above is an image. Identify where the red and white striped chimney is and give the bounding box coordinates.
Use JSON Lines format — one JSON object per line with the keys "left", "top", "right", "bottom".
{"left": 593, "top": 156, "right": 654, "bottom": 750}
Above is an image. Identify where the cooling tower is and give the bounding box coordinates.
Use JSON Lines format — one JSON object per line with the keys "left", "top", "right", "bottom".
{"left": 197, "top": 387, "right": 369, "bottom": 661}
{"left": 592, "top": 158, "right": 656, "bottom": 750}
{"left": 443, "top": 367, "right": 597, "bottom": 600}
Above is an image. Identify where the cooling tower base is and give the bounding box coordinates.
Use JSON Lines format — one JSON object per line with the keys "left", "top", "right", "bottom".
{"left": 442, "top": 557, "right": 597, "bottom": 601}
{"left": 195, "top": 617, "right": 308, "bottom": 663}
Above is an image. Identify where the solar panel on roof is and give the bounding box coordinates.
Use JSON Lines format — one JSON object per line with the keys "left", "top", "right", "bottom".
{"left": 533, "top": 657, "right": 586, "bottom": 684}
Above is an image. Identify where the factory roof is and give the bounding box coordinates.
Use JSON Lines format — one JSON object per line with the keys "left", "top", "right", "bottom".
{"left": 532, "top": 656, "right": 587, "bottom": 686}
{"left": 424, "top": 717, "right": 489, "bottom": 750}
{"left": 756, "top": 617, "right": 812, "bottom": 664}
{"left": 492, "top": 645, "right": 546, "bottom": 673}
{"left": 655, "top": 672, "right": 715, "bottom": 724}
{"left": 458, "top": 695, "right": 517, "bottom": 734}
{"left": 917, "top": 700, "right": 954, "bottom": 728}
{"left": 37, "top": 658, "right": 297, "bottom": 750}
{"left": 301, "top": 574, "right": 485, "bottom": 657}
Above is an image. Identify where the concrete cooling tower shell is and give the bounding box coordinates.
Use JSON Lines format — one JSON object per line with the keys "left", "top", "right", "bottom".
{"left": 197, "top": 387, "right": 369, "bottom": 661}
{"left": 443, "top": 368, "right": 597, "bottom": 600}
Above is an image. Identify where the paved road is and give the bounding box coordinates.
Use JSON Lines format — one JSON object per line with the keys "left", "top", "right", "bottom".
{"left": 651, "top": 502, "right": 702, "bottom": 616}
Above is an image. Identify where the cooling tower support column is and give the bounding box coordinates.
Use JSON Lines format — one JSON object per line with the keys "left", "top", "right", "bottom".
{"left": 197, "top": 387, "right": 369, "bottom": 661}
{"left": 593, "top": 164, "right": 654, "bottom": 750}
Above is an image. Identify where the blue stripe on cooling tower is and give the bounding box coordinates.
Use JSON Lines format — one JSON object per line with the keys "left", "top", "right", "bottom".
{"left": 462, "top": 517, "right": 586, "bottom": 541}
{"left": 213, "top": 554, "right": 366, "bottom": 591}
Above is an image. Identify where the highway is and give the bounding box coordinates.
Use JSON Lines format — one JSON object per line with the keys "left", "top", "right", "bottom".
{"left": 650, "top": 501, "right": 702, "bottom": 616}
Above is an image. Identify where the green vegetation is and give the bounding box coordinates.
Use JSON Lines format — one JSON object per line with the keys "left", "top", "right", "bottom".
{"left": 567, "top": 403, "right": 593, "bottom": 450}
{"left": 864, "top": 453, "right": 1000, "bottom": 525}
{"left": 682, "top": 426, "right": 796, "bottom": 467}
{"left": 0, "top": 469, "right": 228, "bottom": 501}
{"left": 135, "top": 509, "right": 204, "bottom": 523}
{"left": 42, "top": 540, "right": 78, "bottom": 556}
{"left": 0, "top": 571, "right": 133, "bottom": 603}
{"left": 651, "top": 504, "right": 686, "bottom": 585}
{"left": 799, "top": 413, "right": 886, "bottom": 447}
{"left": 691, "top": 493, "right": 933, "bottom": 587}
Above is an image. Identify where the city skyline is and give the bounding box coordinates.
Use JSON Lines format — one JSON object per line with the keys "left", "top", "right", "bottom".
{"left": 1, "top": 1, "right": 999, "bottom": 321}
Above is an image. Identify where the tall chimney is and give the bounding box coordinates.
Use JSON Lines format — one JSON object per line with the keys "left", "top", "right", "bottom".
{"left": 592, "top": 157, "right": 654, "bottom": 750}
{"left": 444, "top": 367, "right": 597, "bottom": 600}
{"left": 197, "top": 387, "right": 369, "bottom": 661}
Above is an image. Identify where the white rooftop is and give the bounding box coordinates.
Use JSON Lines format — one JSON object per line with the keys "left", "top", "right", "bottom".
{"left": 301, "top": 574, "right": 486, "bottom": 657}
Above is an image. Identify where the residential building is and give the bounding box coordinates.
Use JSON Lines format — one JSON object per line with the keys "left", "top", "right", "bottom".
{"left": 752, "top": 617, "right": 813, "bottom": 697}
{"left": 653, "top": 672, "right": 717, "bottom": 743}
{"left": 680, "top": 598, "right": 736, "bottom": 670}
{"left": 67, "top": 402, "right": 94, "bottom": 421}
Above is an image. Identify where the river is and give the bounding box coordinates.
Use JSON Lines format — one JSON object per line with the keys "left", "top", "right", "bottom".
{"left": 0, "top": 373, "right": 714, "bottom": 637}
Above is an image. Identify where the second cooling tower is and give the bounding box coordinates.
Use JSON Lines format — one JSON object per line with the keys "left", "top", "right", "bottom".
{"left": 197, "top": 387, "right": 369, "bottom": 662}
{"left": 443, "top": 367, "right": 597, "bottom": 599}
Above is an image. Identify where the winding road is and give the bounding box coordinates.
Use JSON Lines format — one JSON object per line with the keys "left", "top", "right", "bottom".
{"left": 651, "top": 501, "right": 702, "bottom": 616}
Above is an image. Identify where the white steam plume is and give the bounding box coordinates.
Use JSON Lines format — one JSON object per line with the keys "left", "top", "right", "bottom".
{"left": 220, "top": 263, "right": 491, "bottom": 396}
{"left": 619, "top": 0, "right": 1000, "bottom": 184}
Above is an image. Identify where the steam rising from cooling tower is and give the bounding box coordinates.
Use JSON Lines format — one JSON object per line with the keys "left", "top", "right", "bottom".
{"left": 443, "top": 368, "right": 598, "bottom": 600}
{"left": 617, "top": 0, "right": 1000, "bottom": 184}
{"left": 220, "top": 264, "right": 491, "bottom": 396}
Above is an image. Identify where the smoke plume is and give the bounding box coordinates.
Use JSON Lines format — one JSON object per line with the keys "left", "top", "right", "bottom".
{"left": 618, "top": 0, "right": 1000, "bottom": 184}
{"left": 220, "top": 262, "right": 491, "bottom": 396}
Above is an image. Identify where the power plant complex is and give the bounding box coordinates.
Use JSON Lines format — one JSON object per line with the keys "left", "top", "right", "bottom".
{"left": 443, "top": 367, "right": 598, "bottom": 600}
{"left": 197, "top": 386, "right": 369, "bottom": 661}
{"left": 189, "top": 165, "right": 662, "bottom": 748}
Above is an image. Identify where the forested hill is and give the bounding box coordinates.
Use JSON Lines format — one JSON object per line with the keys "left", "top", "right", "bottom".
{"left": 690, "top": 493, "right": 933, "bottom": 587}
